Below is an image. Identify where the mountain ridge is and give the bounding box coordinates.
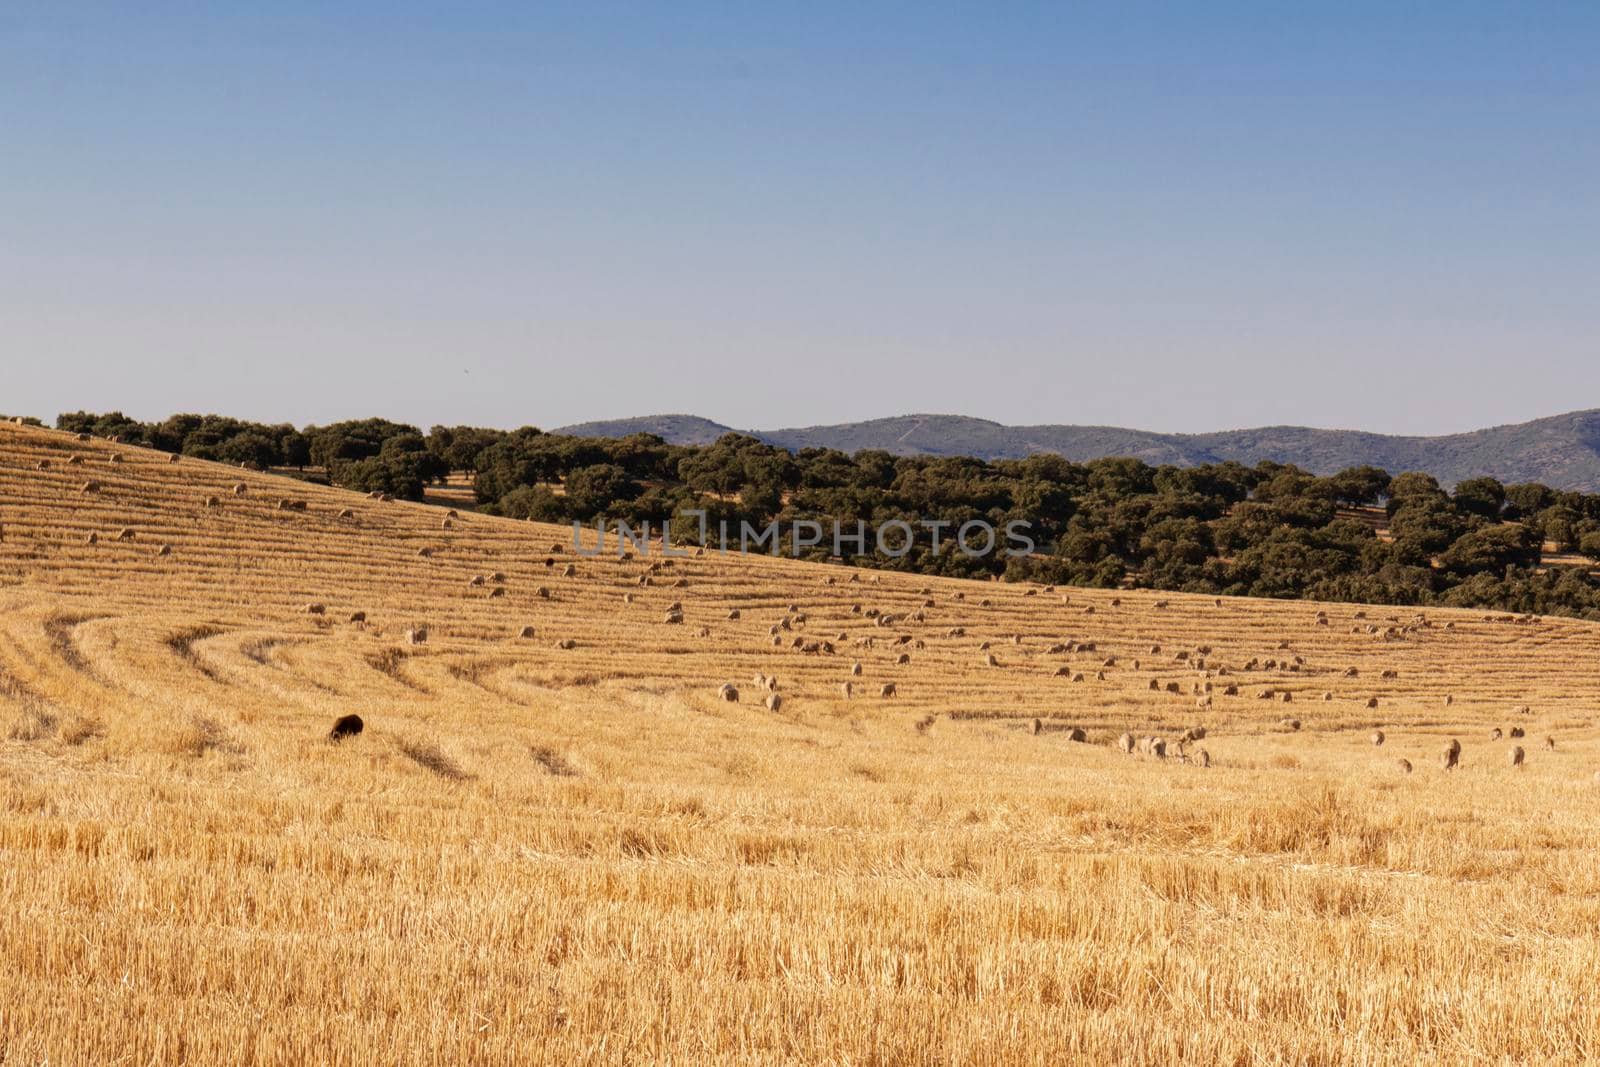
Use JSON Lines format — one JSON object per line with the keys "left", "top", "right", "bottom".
{"left": 555, "top": 409, "right": 1600, "bottom": 491}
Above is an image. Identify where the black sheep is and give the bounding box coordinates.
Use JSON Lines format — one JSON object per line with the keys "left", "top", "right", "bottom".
{"left": 328, "top": 714, "right": 364, "bottom": 742}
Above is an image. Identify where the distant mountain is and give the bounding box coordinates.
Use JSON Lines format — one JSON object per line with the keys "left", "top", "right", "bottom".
{"left": 555, "top": 409, "right": 1600, "bottom": 491}
{"left": 556, "top": 414, "right": 739, "bottom": 447}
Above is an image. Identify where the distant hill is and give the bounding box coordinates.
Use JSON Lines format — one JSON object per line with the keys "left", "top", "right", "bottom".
{"left": 556, "top": 414, "right": 739, "bottom": 447}
{"left": 555, "top": 409, "right": 1600, "bottom": 491}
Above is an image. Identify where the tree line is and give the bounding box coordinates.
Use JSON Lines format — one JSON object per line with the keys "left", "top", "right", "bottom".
{"left": 51, "top": 411, "right": 1600, "bottom": 620}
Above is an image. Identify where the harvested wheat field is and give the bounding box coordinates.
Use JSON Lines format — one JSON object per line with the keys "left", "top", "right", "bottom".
{"left": 4, "top": 420, "right": 1600, "bottom": 1065}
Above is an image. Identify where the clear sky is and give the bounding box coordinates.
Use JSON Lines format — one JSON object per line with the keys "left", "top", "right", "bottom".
{"left": 3, "top": 3, "right": 1596, "bottom": 435}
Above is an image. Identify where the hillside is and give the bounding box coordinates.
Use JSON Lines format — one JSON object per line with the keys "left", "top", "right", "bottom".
{"left": 3, "top": 420, "right": 1600, "bottom": 1063}
{"left": 557, "top": 408, "right": 1600, "bottom": 490}
{"left": 554, "top": 413, "right": 744, "bottom": 446}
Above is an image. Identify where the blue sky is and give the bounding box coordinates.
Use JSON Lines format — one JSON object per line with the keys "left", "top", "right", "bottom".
{"left": 2, "top": 3, "right": 1596, "bottom": 434}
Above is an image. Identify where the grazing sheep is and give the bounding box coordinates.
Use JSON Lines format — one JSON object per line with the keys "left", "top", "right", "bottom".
{"left": 488, "top": 587, "right": 506, "bottom": 599}
{"left": 984, "top": 653, "right": 999, "bottom": 668}
{"left": 84, "top": 532, "right": 99, "bottom": 545}
{"left": 348, "top": 611, "right": 367, "bottom": 624}
{"left": 764, "top": 693, "right": 782, "bottom": 712}
{"left": 1508, "top": 726, "right": 1524, "bottom": 739}
{"left": 155, "top": 544, "right": 171, "bottom": 557}
{"left": 1223, "top": 685, "right": 1239, "bottom": 697}
{"left": 726, "top": 608, "right": 741, "bottom": 620}
{"left": 108, "top": 453, "right": 123, "bottom": 464}
{"left": 231, "top": 483, "right": 246, "bottom": 496}
{"left": 840, "top": 681, "right": 853, "bottom": 698}
{"left": 1381, "top": 669, "right": 1399, "bottom": 680}
{"left": 168, "top": 452, "right": 181, "bottom": 464}
{"left": 1370, "top": 730, "right": 1385, "bottom": 746}
{"left": 1322, "top": 691, "right": 1333, "bottom": 702}
{"left": 328, "top": 714, "right": 364, "bottom": 742}
{"left": 1544, "top": 735, "right": 1556, "bottom": 750}
{"left": 405, "top": 628, "right": 428, "bottom": 645}
{"left": 1149, "top": 739, "right": 1167, "bottom": 759}
{"left": 1509, "top": 745, "right": 1525, "bottom": 768}
{"left": 1117, "top": 732, "right": 1135, "bottom": 754}
{"left": 1441, "top": 739, "right": 1461, "bottom": 771}
{"left": 1281, "top": 692, "right": 1294, "bottom": 703}
{"left": 1513, "top": 704, "right": 1531, "bottom": 716}
{"left": 417, "top": 547, "right": 434, "bottom": 558}
{"left": 204, "top": 495, "right": 220, "bottom": 507}
{"left": 536, "top": 587, "right": 551, "bottom": 599}
{"left": 555, "top": 638, "right": 577, "bottom": 650}
{"left": 718, "top": 683, "right": 739, "bottom": 703}
{"left": 80, "top": 481, "right": 101, "bottom": 493}
{"left": 1280, "top": 718, "right": 1301, "bottom": 732}
{"left": 1366, "top": 697, "right": 1379, "bottom": 709}
{"left": 1396, "top": 758, "right": 1412, "bottom": 774}
{"left": 1196, "top": 695, "right": 1212, "bottom": 709}
{"left": 1031, "top": 718, "right": 1042, "bottom": 736}
{"left": 1342, "top": 667, "right": 1359, "bottom": 678}
{"left": 441, "top": 518, "right": 454, "bottom": 529}
{"left": 116, "top": 528, "right": 136, "bottom": 541}
{"left": 1194, "top": 748, "right": 1211, "bottom": 768}
{"left": 850, "top": 662, "right": 862, "bottom": 676}
{"left": 1066, "top": 727, "right": 1087, "bottom": 742}
{"left": 279, "top": 500, "right": 307, "bottom": 511}
{"left": 467, "top": 575, "right": 486, "bottom": 588}
{"left": 1489, "top": 727, "right": 1503, "bottom": 740}
{"left": 562, "top": 564, "right": 577, "bottom": 577}
{"left": 304, "top": 603, "right": 326, "bottom": 615}
{"left": 75, "top": 432, "right": 91, "bottom": 441}
{"left": 663, "top": 610, "right": 684, "bottom": 625}
{"left": 337, "top": 508, "right": 354, "bottom": 519}
{"left": 1180, "top": 727, "right": 1207, "bottom": 743}
{"left": 880, "top": 683, "right": 896, "bottom": 698}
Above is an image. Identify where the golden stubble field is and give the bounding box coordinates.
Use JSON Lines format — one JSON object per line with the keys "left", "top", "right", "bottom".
{"left": 2, "top": 420, "right": 1599, "bottom": 1065}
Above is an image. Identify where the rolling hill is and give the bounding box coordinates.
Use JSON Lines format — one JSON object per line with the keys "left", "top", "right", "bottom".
{"left": 558, "top": 408, "right": 1600, "bottom": 490}
{"left": 3, "top": 419, "right": 1600, "bottom": 1063}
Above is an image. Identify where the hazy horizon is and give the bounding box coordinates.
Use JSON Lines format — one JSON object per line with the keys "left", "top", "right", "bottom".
{"left": 5, "top": 3, "right": 1597, "bottom": 435}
